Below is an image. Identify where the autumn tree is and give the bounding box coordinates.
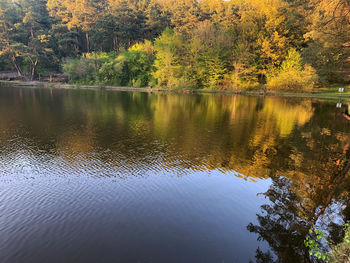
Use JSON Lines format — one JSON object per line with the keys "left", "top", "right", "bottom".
{"left": 303, "top": 0, "right": 350, "bottom": 82}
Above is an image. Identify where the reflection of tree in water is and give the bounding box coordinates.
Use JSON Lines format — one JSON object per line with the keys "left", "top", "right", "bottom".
{"left": 247, "top": 177, "right": 310, "bottom": 262}
{"left": 0, "top": 87, "right": 316, "bottom": 178}
{"left": 248, "top": 143, "right": 350, "bottom": 262}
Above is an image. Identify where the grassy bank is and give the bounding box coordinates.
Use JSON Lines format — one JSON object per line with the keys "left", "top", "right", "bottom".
{"left": 1, "top": 80, "right": 349, "bottom": 100}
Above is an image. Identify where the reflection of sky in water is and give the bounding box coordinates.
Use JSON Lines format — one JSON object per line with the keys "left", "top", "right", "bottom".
{"left": 0, "top": 142, "right": 272, "bottom": 262}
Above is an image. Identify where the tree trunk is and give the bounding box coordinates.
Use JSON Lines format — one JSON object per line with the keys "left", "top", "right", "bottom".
{"left": 75, "top": 36, "right": 79, "bottom": 52}
{"left": 11, "top": 55, "right": 25, "bottom": 79}
{"left": 113, "top": 36, "right": 118, "bottom": 53}
{"left": 30, "top": 59, "right": 38, "bottom": 81}
{"left": 30, "top": 25, "right": 34, "bottom": 38}
{"left": 86, "top": 32, "right": 90, "bottom": 52}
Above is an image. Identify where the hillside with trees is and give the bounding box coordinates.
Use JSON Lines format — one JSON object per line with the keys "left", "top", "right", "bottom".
{"left": 0, "top": 0, "right": 349, "bottom": 90}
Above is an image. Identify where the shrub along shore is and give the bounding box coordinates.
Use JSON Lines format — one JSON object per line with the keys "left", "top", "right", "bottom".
{"left": 1, "top": 80, "right": 349, "bottom": 101}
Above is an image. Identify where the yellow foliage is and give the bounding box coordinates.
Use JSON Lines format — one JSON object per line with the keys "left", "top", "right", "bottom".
{"left": 129, "top": 40, "right": 154, "bottom": 55}
{"left": 262, "top": 99, "right": 314, "bottom": 137}
{"left": 267, "top": 65, "right": 318, "bottom": 91}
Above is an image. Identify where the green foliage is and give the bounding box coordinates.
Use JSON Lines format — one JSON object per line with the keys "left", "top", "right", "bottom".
{"left": 123, "top": 50, "right": 155, "bottom": 87}
{"left": 63, "top": 57, "right": 96, "bottom": 84}
{"left": 187, "top": 21, "right": 233, "bottom": 89}
{"left": 0, "top": 0, "right": 57, "bottom": 79}
{"left": 98, "top": 50, "right": 154, "bottom": 87}
{"left": 153, "top": 23, "right": 234, "bottom": 90}
{"left": 50, "top": 24, "right": 80, "bottom": 58}
{"left": 280, "top": 48, "right": 303, "bottom": 72}
{"left": 97, "top": 56, "right": 124, "bottom": 86}
{"left": 267, "top": 49, "right": 318, "bottom": 91}
{"left": 153, "top": 28, "right": 193, "bottom": 89}
{"left": 63, "top": 44, "right": 155, "bottom": 87}
{"left": 304, "top": 223, "right": 350, "bottom": 262}
{"left": 62, "top": 52, "right": 111, "bottom": 84}
{"left": 304, "top": 227, "right": 331, "bottom": 262}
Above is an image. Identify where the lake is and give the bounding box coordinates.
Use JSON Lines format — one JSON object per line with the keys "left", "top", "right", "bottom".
{"left": 0, "top": 85, "right": 349, "bottom": 263}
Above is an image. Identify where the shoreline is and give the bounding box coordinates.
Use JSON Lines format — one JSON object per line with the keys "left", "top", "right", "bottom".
{"left": 1, "top": 80, "right": 349, "bottom": 100}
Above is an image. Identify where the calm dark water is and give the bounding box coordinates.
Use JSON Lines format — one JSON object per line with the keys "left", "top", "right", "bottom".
{"left": 0, "top": 85, "right": 350, "bottom": 263}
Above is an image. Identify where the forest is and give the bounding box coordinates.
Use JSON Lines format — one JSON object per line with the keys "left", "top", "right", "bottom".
{"left": 0, "top": 0, "right": 349, "bottom": 91}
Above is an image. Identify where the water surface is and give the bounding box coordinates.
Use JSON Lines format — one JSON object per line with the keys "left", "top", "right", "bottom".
{"left": 0, "top": 85, "right": 350, "bottom": 263}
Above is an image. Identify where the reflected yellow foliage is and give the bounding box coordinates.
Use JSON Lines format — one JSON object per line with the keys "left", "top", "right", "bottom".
{"left": 56, "top": 124, "right": 95, "bottom": 160}
{"left": 262, "top": 99, "right": 313, "bottom": 137}
{"left": 1, "top": 86, "right": 349, "bottom": 189}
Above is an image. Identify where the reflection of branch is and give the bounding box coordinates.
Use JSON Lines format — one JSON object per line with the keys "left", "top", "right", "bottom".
{"left": 312, "top": 146, "right": 350, "bottom": 225}
{"left": 343, "top": 113, "right": 350, "bottom": 121}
